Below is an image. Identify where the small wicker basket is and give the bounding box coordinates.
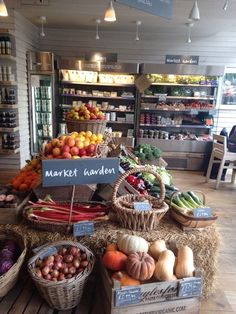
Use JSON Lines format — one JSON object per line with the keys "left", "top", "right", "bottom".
{"left": 65, "top": 118, "right": 107, "bottom": 134}
{"left": 112, "top": 166, "right": 169, "bottom": 231}
{"left": 0, "top": 230, "right": 27, "bottom": 297}
{"left": 28, "top": 240, "right": 95, "bottom": 310}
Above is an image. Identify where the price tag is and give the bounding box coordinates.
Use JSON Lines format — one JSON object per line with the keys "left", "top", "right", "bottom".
{"left": 209, "top": 109, "right": 216, "bottom": 115}
{"left": 158, "top": 94, "right": 167, "bottom": 102}
{"left": 193, "top": 207, "right": 212, "bottom": 218}
{"left": 73, "top": 221, "right": 94, "bottom": 237}
{"left": 33, "top": 246, "right": 57, "bottom": 258}
{"left": 190, "top": 109, "right": 198, "bottom": 115}
{"left": 115, "top": 287, "right": 141, "bottom": 307}
{"left": 133, "top": 201, "right": 152, "bottom": 212}
{"left": 178, "top": 278, "right": 202, "bottom": 298}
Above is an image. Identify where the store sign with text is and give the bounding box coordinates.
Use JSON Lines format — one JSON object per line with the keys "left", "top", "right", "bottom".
{"left": 42, "top": 158, "right": 119, "bottom": 187}
{"left": 115, "top": 0, "right": 173, "bottom": 19}
{"left": 165, "top": 55, "right": 199, "bottom": 65}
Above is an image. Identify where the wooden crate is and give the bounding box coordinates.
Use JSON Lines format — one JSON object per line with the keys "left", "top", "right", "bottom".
{"left": 0, "top": 195, "right": 30, "bottom": 224}
{"left": 98, "top": 258, "right": 202, "bottom": 314}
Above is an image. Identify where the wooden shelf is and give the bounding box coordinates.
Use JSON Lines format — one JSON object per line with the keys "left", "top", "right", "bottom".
{"left": 107, "top": 121, "right": 134, "bottom": 124}
{"left": 142, "top": 95, "right": 215, "bottom": 100}
{"left": 101, "top": 109, "right": 134, "bottom": 113}
{"left": 61, "top": 94, "right": 135, "bottom": 100}
{"left": 0, "top": 81, "right": 17, "bottom": 86}
{"left": 0, "top": 148, "right": 20, "bottom": 154}
{"left": 140, "top": 124, "right": 211, "bottom": 129}
{"left": 141, "top": 108, "right": 216, "bottom": 114}
{"left": 0, "top": 29, "right": 14, "bottom": 35}
{"left": 61, "top": 80, "right": 135, "bottom": 87}
{"left": 0, "top": 55, "right": 16, "bottom": 61}
{"left": 0, "top": 104, "right": 17, "bottom": 109}
{"left": 150, "top": 82, "right": 218, "bottom": 87}
{"left": 0, "top": 127, "right": 19, "bottom": 132}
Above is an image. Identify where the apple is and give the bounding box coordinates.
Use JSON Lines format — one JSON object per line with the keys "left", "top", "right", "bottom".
{"left": 70, "top": 146, "right": 79, "bottom": 156}
{"left": 86, "top": 144, "right": 96, "bottom": 155}
{"left": 45, "top": 142, "right": 53, "bottom": 154}
{"left": 79, "top": 148, "right": 87, "bottom": 157}
{"left": 62, "top": 145, "right": 70, "bottom": 153}
{"left": 90, "top": 113, "right": 97, "bottom": 120}
{"left": 85, "top": 103, "right": 92, "bottom": 110}
{"left": 52, "top": 147, "right": 61, "bottom": 157}
{"left": 62, "top": 152, "right": 72, "bottom": 159}
{"left": 56, "top": 140, "right": 64, "bottom": 148}
{"left": 51, "top": 138, "right": 60, "bottom": 147}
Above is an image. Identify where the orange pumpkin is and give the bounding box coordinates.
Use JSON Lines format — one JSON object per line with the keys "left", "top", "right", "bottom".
{"left": 112, "top": 271, "right": 140, "bottom": 286}
{"left": 126, "top": 252, "right": 155, "bottom": 281}
{"left": 106, "top": 243, "right": 118, "bottom": 252}
{"left": 102, "top": 251, "right": 127, "bottom": 271}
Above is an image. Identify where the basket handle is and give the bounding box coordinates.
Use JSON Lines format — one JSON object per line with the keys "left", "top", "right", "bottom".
{"left": 170, "top": 190, "right": 206, "bottom": 206}
{"left": 112, "top": 165, "right": 165, "bottom": 204}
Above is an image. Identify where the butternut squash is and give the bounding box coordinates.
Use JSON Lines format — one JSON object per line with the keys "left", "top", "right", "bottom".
{"left": 175, "top": 246, "right": 195, "bottom": 279}
{"left": 148, "top": 240, "right": 166, "bottom": 260}
{"left": 154, "top": 250, "right": 175, "bottom": 281}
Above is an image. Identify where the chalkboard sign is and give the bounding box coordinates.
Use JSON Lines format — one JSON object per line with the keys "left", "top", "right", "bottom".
{"left": 193, "top": 207, "right": 212, "bottom": 218}
{"left": 73, "top": 221, "right": 94, "bottom": 237}
{"left": 115, "top": 287, "right": 141, "bottom": 307}
{"left": 133, "top": 202, "right": 152, "bottom": 212}
{"left": 42, "top": 158, "right": 119, "bottom": 187}
{"left": 165, "top": 55, "right": 199, "bottom": 65}
{"left": 33, "top": 246, "right": 58, "bottom": 259}
{"left": 115, "top": 0, "right": 173, "bottom": 19}
{"left": 190, "top": 109, "right": 199, "bottom": 115}
{"left": 178, "top": 278, "right": 202, "bottom": 298}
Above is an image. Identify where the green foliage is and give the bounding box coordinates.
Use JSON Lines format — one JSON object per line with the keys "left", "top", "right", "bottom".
{"left": 134, "top": 144, "right": 162, "bottom": 161}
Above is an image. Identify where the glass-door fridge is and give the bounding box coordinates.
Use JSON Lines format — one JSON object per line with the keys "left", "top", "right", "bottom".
{"left": 27, "top": 52, "right": 56, "bottom": 154}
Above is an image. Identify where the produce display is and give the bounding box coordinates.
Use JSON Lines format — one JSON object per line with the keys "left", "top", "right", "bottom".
{"left": 171, "top": 191, "right": 205, "bottom": 215}
{"left": 134, "top": 144, "right": 162, "bottom": 161}
{"left": 102, "top": 234, "right": 196, "bottom": 286}
{"left": 25, "top": 196, "right": 109, "bottom": 224}
{"left": 32, "top": 245, "right": 91, "bottom": 281}
{"left": 0, "top": 193, "right": 18, "bottom": 207}
{"left": 0, "top": 239, "right": 19, "bottom": 276}
{"left": 147, "top": 74, "right": 218, "bottom": 85}
{"left": 66, "top": 103, "right": 105, "bottom": 121}
{"left": 44, "top": 131, "right": 104, "bottom": 159}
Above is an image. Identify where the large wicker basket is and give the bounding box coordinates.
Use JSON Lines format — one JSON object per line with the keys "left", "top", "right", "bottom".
{"left": 65, "top": 118, "right": 107, "bottom": 134}
{"left": 112, "top": 166, "right": 169, "bottom": 231}
{"left": 28, "top": 240, "right": 95, "bottom": 310}
{"left": 0, "top": 230, "right": 27, "bottom": 297}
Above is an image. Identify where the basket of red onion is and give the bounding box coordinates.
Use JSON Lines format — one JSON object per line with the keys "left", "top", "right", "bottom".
{"left": 27, "top": 240, "right": 95, "bottom": 310}
{"left": 0, "top": 230, "right": 27, "bottom": 297}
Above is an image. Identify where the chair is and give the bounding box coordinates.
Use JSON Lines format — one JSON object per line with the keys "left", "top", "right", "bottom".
{"left": 206, "top": 134, "right": 236, "bottom": 189}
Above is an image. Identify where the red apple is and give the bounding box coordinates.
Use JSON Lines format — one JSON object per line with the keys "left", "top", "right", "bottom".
{"left": 45, "top": 142, "right": 53, "bottom": 154}
{"left": 90, "top": 113, "right": 97, "bottom": 120}
{"left": 86, "top": 144, "right": 96, "bottom": 155}
{"left": 79, "top": 148, "right": 87, "bottom": 157}
{"left": 56, "top": 140, "right": 64, "bottom": 148}
{"left": 70, "top": 146, "right": 79, "bottom": 156}
{"left": 62, "top": 145, "right": 70, "bottom": 153}
{"left": 62, "top": 152, "right": 72, "bottom": 159}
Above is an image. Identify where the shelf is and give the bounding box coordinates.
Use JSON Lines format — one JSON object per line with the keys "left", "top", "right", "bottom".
{"left": 61, "top": 81, "right": 135, "bottom": 87}
{"left": 0, "top": 29, "right": 14, "bottom": 35}
{"left": 107, "top": 121, "right": 134, "bottom": 124}
{"left": 150, "top": 82, "right": 218, "bottom": 87}
{"left": 0, "top": 104, "right": 17, "bottom": 109}
{"left": 0, "top": 55, "right": 16, "bottom": 61}
{"left": 101, "top": 109, "right": 134, "bottom": 113}
{"left": 0, "top": 148, "right": 20, "bottom": 154}
{"left": 141, "top": 108, "right": 216, "bottom": 114}
{"left": 142, "top": 95, "right": 215, "bottom": 100}
{"left": 140, "top": 124, "right": 211, "bottom": 129}
{"left": 0, "top": 81, "right": 17, "bottom": 86}
{"left": 0, "top": 126, "right": 19, "bottom": 132}
{"left": 61, "top": 94, "right": 135, "bottom": 100}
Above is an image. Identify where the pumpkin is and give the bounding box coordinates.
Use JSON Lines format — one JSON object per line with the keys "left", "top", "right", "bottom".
{"left": 106, "top": 243, "right": 118, "bottom": 252}
{"left": 154, "top": 250, "right": 175, "bottom": 281}
{"left": 112, "top": 271, "right": 140, "bottom": 286}
{"left": 175, "top": 246, "right": 195, "bottom": 279}
{"left": 102, "top": 250, "right": 127, "bottom": 271}
{"left": 148, "top": 240, "right": 166, "bottom": 260}
{"left": 126, "top": 252, "right": 155, "bottom": 281}
{"left": 117, "top": 234, "right": 149, "bottom": 255}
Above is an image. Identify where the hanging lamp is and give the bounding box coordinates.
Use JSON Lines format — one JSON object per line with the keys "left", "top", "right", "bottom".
{"left": 40, "top": 16, "right": 46, "bottom": 37}
{"left": 135, "top": 21, "right": 142, "bottom": 41}
{"left": 223, "top": 0, "right": 229, "bottom": 10}
{"left": 104, "top": 1, "right": 116, "bottom": 22}
{"left": 0, "top": 0, "right": 8, "bottom": 17}
{"left": 188, "top": 1, "right": 200, "bottom": 21}
{"left": 186, "top": 22, "right": 194, "bottom": 43}
{"left": 95, "top": 19, "right": 101, "bottom": 40}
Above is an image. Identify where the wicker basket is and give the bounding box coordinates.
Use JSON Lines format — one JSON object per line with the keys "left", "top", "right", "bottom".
{"left": 0, "top": 230, "right": 27, "bottom": 297}
{"left": 112, "top": 166, "right": 169, "bottom": 231}
{"left": 170, "top": 191, "right": 218, "bottom": 229}
{"left": 28, "top": 240, "right": 95, "bottom": 310}
{"left": 65, "top": 118, "right": 107, "bottom": 134}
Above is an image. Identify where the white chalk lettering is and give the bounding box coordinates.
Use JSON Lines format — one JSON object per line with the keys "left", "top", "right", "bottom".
{"left": 84, "top": 166, "right": 115, "bottom": 176}
{"left": 45, "top": 169, "right": 78, "bottom": 178}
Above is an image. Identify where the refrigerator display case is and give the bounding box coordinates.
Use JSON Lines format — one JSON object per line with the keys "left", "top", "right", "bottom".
{"left": 27, "top": 52, "right": 56, "bottom": 154}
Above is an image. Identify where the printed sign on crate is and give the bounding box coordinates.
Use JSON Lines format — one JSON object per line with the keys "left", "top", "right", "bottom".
{"left": 42, "top": 158, "right": 119, "bottom": 187}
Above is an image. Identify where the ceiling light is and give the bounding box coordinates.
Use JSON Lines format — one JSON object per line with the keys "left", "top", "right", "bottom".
{"left": 95, "top": 19, "right": 101, "bottom": 40}
{"left": 135, "top": 21, "right": 142, "bottom": 41}
{"left": 186, "top": 22, "right": 194, "bottom": 44}
{"left": 0, "top": 0, "right": 8, "bottom": 17}
{"left": 188, "top": 1, "right": 200, "bottom": 21}
{"left": 223, "top": 0, "right": 229, "bottom": 10}
{"left": 40, "top": 16, "right": 46, "bottom": 37}
{"left": 104, "top": 1, "right": 116, "bottom": 22}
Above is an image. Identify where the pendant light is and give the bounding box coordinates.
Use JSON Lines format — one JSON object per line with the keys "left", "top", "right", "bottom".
{"left": 188, "top": 1, "right": 200, "bottom": 21}
{"left": 40, "top": 16, "right": 46, "bottom": 37}
{"left": 135, "top": 21, "right": 142, "bottom": 41}
{"left": 186, "top": 22, "right": 194, "bottom": 44}
{"left": 95, "top": 19, "right": 101, "bottom": 40}
{"left": 0, "top": 0, "right": 8, "bottom": 17}
{"left": 223, "top": 0, "right": 229, "bottom": 10}
{"left": 104, "top": 1, "right": 116, "bottom": 22}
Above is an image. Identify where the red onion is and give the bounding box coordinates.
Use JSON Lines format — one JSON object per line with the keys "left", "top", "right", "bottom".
{"left": 69, "top": 266, "right": 76, "bottom": 274}
{"left": 51, "top": 269, "right": 59, "bottom": 278}
{"left": 34, "top": 268, "right": 42, "bottom": 278}
{"left": 54, "top": 254, "right": 63, "bottom": 263}
{"left": 66, "top": 274, "right": 73, "bottom": 279}
{"left": 44, "top": 274, "right": 52, "bottom": 281}
{"left": 77, "top": 268, "right": 84, "bottom": 274}
{"left": 80, "top": 261, "right": 89, "bottom": 268}
{"left": 81, "top": 253, "right": 87, "bottom": 260}
{"left": 58, "top": 273, "right": 65, "bottom": 281}
{"left": 73, "top": 259, "right": 80, "bottom": 268}
{"left": 62, "top": 266, "right": 69, "bottom": 274}
{"left": 53, "top": 261, "right": 62, "bottom": 270}
{"left": 58, "top": 248, "right": 67, "bottom": 256}
{"left": 42, "top": 266, "right": 50, "bottom": 276}
{"left": 64, "top": 254, "right": 73, "bottom": 263}
{"left": 51, "top": 277, "right": 58, "bottom": 281}
{"left": 44, "top": 255, "right": 54, "bottom": 264}
{"left": 36, "top": 259, "right": 43, "bottom": 268}
{"left": 67, "top": 246, "right": 79, "bottom": 256}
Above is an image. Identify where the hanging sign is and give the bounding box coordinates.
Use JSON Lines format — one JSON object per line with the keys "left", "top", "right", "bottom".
{"left": 115, "top": 0, "right": 173, "bottom": 20}
{"left": 165, "top": 55, "right": 199, "bottom": 65}
{"left": 42, "top": 158, "right": 119, "bottom": 187}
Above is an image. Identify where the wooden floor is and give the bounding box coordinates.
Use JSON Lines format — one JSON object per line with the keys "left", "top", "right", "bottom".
{"left": 0, "top": 169, "right": 235, "bottom": 313}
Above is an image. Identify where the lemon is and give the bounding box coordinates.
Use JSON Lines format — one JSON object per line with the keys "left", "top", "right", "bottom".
{"left": 85, "top": 131, "right": 92, "bottom": 138}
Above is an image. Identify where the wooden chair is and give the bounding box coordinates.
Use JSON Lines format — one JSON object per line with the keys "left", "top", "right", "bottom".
{"left": 206, "top": 134, "right": 236, "bottom": 189}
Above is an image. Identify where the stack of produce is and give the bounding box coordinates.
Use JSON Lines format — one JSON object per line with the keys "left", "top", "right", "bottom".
{"left": 43, "top": 131, "right": 104, "bottom": 159}
{"left": 171, "top": 191, "right": 205, "bottom": 215}
{"left": 102, "top": 234, "right": 195, "bottom": 286}
{"left": 0, "top": 240, "right": 19, "bottom": 276}
{"left": 66, "top": 103, "right": 105, "bottom": 121}
{"left": 0, "top": 194, "right": 18, "bottom": 207}
{"left": 134, "top": 144, "right": 162, "bottom": 161}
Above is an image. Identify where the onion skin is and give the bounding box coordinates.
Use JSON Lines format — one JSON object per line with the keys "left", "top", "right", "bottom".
{"left": 68, "top": 246, "right": 79, "bottom": 256}
{"left": 81, "top": 253, "right": 87, "bottom": 260}
{"left": 64, "top": 254, "right": 73, "bottom": 263}
{"left": 80, "top": 261, "right": 89, "bottom": 268}
{"left": 58, "top": 274, "right": 65, "bottom": 281}
{"left": 69, "top": 266, "right": 76, "bottom": 274}
{"left": 73, "top": 259, "right": 80, "bottom": 268}
{"left": 44, "top": 274, "right": 52, "bottom": 281}
{"left": 42, "top": 266, "right": 50, "bottom": 276}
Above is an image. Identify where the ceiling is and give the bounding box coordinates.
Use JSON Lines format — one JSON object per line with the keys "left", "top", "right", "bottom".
{"left": 6, "top": 0, "right": 236, "bottom": 38}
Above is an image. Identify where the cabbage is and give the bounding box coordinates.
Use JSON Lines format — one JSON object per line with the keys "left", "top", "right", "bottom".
{"left": 4, "top": 240, "right": 17, "bottom": 252}
{"left": 0, "top": 248, "right": 14, "bottom": 260}
{"left": 143, "top": 165, "right": 173, "bottom": 186}
{"left": 0, "top": 259, "right": 14, "bottom": 275}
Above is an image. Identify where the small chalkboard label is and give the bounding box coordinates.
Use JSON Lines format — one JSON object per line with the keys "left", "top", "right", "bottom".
{"left": 178, "top": 278, "right": 202, "bottom": 297}
{"left": 190, "top": 109, "right": 198, "bottom": 115}
{"left": 193, "top": 207, "right": 212, "bottom": 218}
{"left": 133, "top": 202, "right": 152, "bottom": 212}
{"left": 33, "top": 246, "right": 58, "bottom": 258}
{"left": 73, "top": 221, "right": 94, "bottom": 237}
{"left": 115, "top": 287, "right": 141, "bottom": 307}
{"left": 158, "top": 94, "right": 167, "bottom": 102}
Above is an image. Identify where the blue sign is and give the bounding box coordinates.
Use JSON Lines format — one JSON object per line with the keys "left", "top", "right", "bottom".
{"left": 178, "top": 278, "right": 202, "bottom": 297}
{"left": 133, "top": 201, "right": 152, "bottom": 212}
{"left": 42, "top": 158, "right": 119, "bottom": 187}
{"left": 115, "top": 287, "right": 141, "bottom": 307}
{"left": 73, "top": 221, "right": 94, "bottom": 237}
{"left": 115, "top": 0, "right": 173, "bottom": 19}
{"left": 193, "top": 207, "right": 212, "bottom": 218}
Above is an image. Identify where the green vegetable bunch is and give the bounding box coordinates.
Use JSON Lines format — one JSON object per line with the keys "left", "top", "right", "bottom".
{"left": 134, "top": 144, "right": 162, "bottom": 161}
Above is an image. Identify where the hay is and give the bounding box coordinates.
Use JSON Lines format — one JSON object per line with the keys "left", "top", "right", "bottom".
{"left": 0, "top": 215, "right": 219, "bottom": 299}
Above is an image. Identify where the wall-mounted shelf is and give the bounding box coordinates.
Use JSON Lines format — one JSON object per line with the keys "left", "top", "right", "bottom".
{"left": 0, "top": 55, "right": 16, "bottom": 61}
{"left": 107, "top": 121, "right": 134, "bottom": 125}
{"left": 140, "top": 108, "right": 216, "bottom": 114}
{"left": 61, "top": 94, "right": 135, "bottom": 100}
{"left": 101, "top": 109, "right": 134, "bottom": 113}
{"left": 0, "top": 104, "right": 17, "bottom": 109}
{"left": 140, "top": 124, "right": 211, "bottom": 129}
{"left": 142, "top": 95, "right": 215, "bottom": 100}
{"left": 0, "top": 81, "right": 17, "bottom": 86}
{"left": 61, "top": 81, "right": 135, "bottom": 87}
{"left": 0, "top": 127, "right": 19, "bottom": 132}
{"left": 150, "top": 82, "right": 218, "bottom": 87}
{"left": 0, "top": 148, "right": 20, "bottom": 154}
